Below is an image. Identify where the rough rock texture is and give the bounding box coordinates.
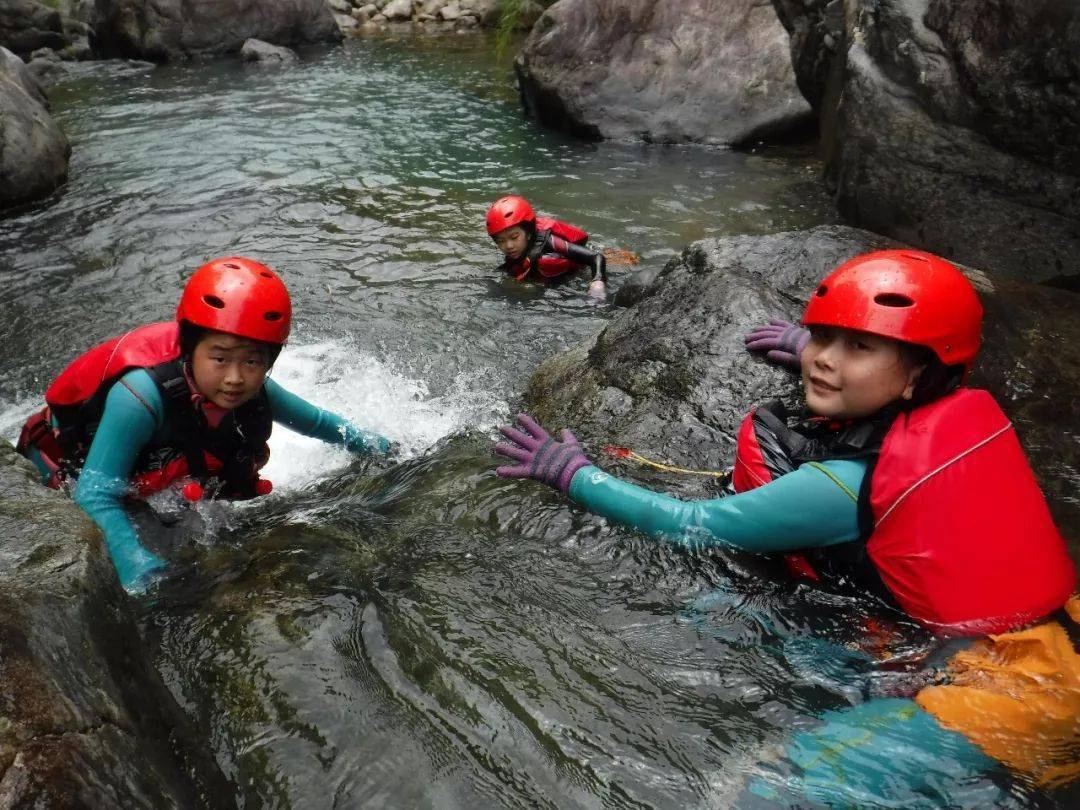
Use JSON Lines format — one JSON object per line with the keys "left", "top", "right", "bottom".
{"left": 0, "top": 46, "right": 69, "bottom": 211}
{"left": 515, "top": 0, "right": 812, "bottom": 145}
{"left": 0, "top": 0, "right": 65, "bottom": 57}
{"left": 0, "top": 441, "right": 234, "bottom": 806}
{"left": 524, "top": 226, "right": 1080, "bottom": 555}
{"left": 241, "top": 37, "right": 298, "bottom": 63}
{"left": 771, "top": 0, "right": 1080, "bottom": 286}
{"left": 89, "top": 0, "right": 342, "bottom": 60}
{"left": 0, "top": 0, "right": 96, "bottom": 61}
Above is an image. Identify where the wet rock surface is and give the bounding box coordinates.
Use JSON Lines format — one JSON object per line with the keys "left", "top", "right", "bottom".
{"left": 0, "top": 441, "right": 233, "bottom": 807}
{"left": 515, "top": 0, "right": 812, "bottom": 145}
{"left": 0, "top": 46, "right": 69, "bottom": 211}
{"left": 0, "top": 0, "right": 65, "bottom": 56}
{"left": 771, "top": 0, "right": 1080, "bottom": 285}
{"left": 241, "top": 37, "right": 299, "bottom": 64}
{"left": 0, "top": 0, "right": 96, "bottom": 62}
{"left": 524, "top": 225, "right": 1080, "bottom": 554}
{"left": 89, "top": 0, "right": 342, "bottom": 60}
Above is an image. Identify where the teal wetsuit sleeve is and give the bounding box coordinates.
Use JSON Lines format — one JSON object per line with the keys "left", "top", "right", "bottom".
{"left": 264, "top": 378, "right": 390, "bottom": 455}
{"left": 73, "top": 369, "right": 167, "bottom": 590}
{"left": 567, "top": 459, "right": 866, "bottom": 553}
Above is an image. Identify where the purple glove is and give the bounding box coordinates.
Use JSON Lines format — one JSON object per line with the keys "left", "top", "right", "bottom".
{"left": 494, "top": 413, "right": 593, "bottom": 493}
{"left": 744, "top": 319, "right": 810, "bottom": 371}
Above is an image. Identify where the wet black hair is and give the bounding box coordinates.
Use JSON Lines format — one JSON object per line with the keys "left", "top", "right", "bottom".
{"left": 179, "top": 322, "right": 281, "bottom": 368}
{"left": 900, "top": 344, "right": 965, "bottom": 409}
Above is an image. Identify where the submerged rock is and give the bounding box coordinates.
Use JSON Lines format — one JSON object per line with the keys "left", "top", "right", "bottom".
{"left": 515, "top": 0, "right": 812, "bottom": 145}
{"left": 771, "top": 0, "right": 1080, "bottom": 285}
{"left": 524, "top": 226, "right": 1080, "bottom": 554}
{"left": 241, "top": 37, "right": 299, "bottom": 63}
{"left": 0, "top": 46, "right": 69, "bottom": 211}
{"left": 90, "top": 0, "right": 343, "bottom": 61}
{"left": 0, "top": 442, "right": 234, "bottom": 806}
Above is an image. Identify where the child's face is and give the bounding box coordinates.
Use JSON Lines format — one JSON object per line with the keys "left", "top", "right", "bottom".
{"left": 493, "top": 225, "right": 530, "bottom": 260}
{"left": 800, "top": 326, "right": 924, "bottom": 420}
{"left": 191, "top": 331, "right": 270, "bottom": 410}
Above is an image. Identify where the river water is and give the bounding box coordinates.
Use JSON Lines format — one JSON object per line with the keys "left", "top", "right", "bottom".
{"left": 0, "top": 32, "right": 1070, "bottom": 809}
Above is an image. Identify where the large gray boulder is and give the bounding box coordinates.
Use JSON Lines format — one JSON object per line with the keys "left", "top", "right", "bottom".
{"left": 0, "top": 46, "right": 69, "bottom": 211}
{"left": 515, "top": 0, "right": 812, "bottom": 145}
{"left": 524, "top": 226, "right": 1080, "bottom": 554}
{"left": 0, "top": 442, "right": 233, "bottom": 806}
{"left": 90, "top": 0, "right": 342, "bottom": 61}
{"left": 771, "top": 0, "right": 1080, "bottom": 286}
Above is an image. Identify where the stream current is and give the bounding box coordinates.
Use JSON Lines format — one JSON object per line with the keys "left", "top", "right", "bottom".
{"left": 1, "top": 31, "right": 1070, "bottom": 809}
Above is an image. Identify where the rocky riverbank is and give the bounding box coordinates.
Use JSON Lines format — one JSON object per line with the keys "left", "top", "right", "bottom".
{"left": 0, "top": 46, "right": 69, "bottom": 210}
{"left": 513, "top": 0, "right": 1079, "bottom": 286}
{"left": 515, "top": 0, "right": 812, "bottom": 146}
{"left": 333, "top": 0, "right": 540, "bottom": 32}
{"left": 772, "top": 0, "right": 1080, "bottom": 286}
{"left": 0, "top": 442, "right": 233, "bottom": 806}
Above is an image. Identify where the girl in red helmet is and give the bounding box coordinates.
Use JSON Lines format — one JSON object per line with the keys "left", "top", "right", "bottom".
{"left": 493, "top": 249, "right": 1079, "bottom": 802}
{"left": 485, "top": 195, "right": 608, "bottom": 297}
{"left": 17, "top": 258, "right": 393, "bottom": 593}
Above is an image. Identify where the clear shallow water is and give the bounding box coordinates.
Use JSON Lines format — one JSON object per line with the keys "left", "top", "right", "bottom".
{"left": 1, "top": 32, "right": 1070, "bottom": 809}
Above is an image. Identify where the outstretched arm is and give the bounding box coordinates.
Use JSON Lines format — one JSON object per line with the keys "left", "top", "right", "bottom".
{"left": 495, "top": 413, "right": 864, "bottom": 553}
{"left": 265, "top": 378, "right": 391, "bottom": 455}
{"left": 567, "top": 460, "right": 864, "bottom": 553}
{"left": 73, "top": 369, "right": 167, "bottom": 592}
{"left": 549, "top": 235, "right": 607, "bottom": 282}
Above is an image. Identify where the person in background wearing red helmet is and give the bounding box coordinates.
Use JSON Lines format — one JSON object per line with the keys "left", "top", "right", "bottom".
{"left": 17, "top": 257, "right": 393, "bottom": 594}
{"left": 485, "top": 195, "right": 608, "bottom": 299}
{"left": 493, "top": 250, "right": 1080, "bottom": 803}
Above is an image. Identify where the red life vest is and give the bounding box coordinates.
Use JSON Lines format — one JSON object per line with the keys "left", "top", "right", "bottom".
{"left": 507, "top": 217, "right": 590, "bottom": 281}
{"left": 732, "top": 404, "right": 824, "bottom": 581}
{"left": 733, "top": 389, "right": 1077, "bottom": 636}
{"left": 22, "top": 322, "right": 272, "bottom": 498}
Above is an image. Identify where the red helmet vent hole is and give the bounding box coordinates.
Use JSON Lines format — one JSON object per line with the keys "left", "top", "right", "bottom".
{"left": 815, "top": 284, "right": 828, "bottom": 297}
{"left": 264, "top": 312, "right": 282, "bottom": 321}
{"left": 260, "top": 272, "right": 272, "bottom": 278}
{"left": 203, "top": 295, "right": 226, "bottom": 309}
{"left": 224, "top": 262, "right": 241, "bottom": 270}
{"left": 874, "top": 293, "right": 915, "bottom": 308}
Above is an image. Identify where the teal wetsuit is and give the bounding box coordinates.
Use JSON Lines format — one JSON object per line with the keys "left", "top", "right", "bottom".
{"left": 564, "top": 461, "right": 1005, "bottom": 805}
{"left": 567, "top": 459, "right": 866, "bottom": 552}
{"left": 30, "top": 368, "right": 388, "bottom": 591}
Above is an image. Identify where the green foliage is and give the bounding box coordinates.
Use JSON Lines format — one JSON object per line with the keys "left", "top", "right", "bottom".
{"left": 495, "top": 0, "right": 557, "bottom": 57}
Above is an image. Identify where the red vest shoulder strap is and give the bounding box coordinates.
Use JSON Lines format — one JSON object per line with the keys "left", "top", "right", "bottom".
{"left": 46, "top": 322, "right": 181, "bottom": 408}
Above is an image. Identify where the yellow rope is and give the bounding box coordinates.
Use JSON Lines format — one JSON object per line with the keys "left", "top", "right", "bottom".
{"left": 605, "top": 446, "right": 731, "bottom": 478}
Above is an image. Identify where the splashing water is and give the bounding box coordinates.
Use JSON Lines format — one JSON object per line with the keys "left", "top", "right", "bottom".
{"left": 0, "top": 338, "right": 506, "bottom": 497}
{"left": 260, "top": 340, "right": 507, "bottom": 491}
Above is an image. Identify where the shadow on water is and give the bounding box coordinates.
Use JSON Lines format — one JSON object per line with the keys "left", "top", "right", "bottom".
{"left": 2, "top": 29, "right": 1075, "bottom": 810}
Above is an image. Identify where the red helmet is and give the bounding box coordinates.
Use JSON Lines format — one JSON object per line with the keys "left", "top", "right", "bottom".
{"left": 176, "top": 257, "right": 292, "bottom": 345}
{"left": 802, "top": 250, "right": 983, "bottom": 369}
{"left": 486, "top": 195, "right": 536, "bottom": 237}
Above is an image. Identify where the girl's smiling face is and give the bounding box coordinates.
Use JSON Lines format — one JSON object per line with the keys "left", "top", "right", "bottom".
{"left": 190, "top": 331, "right": 270, "bottom": 410}
{"left": 493, "top": 225, "right": 530, "bottom": 260}
{"left": 800, "top": 326, "right": 925, "bottom": 419}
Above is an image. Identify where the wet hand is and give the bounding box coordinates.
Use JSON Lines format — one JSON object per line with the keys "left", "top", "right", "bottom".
{"left": 744, "top": 319, "right": 809, "bottom": 372}
{"left": 114, "top": 544, "right": 167, "bottom": 595}
{"left": 494, "top": 413, "right": 593, "bottom": 493}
